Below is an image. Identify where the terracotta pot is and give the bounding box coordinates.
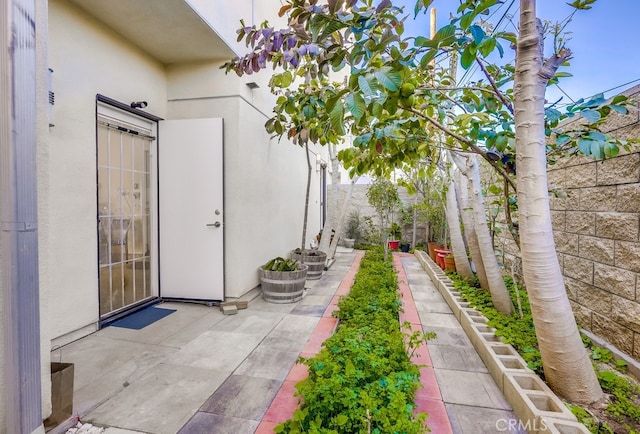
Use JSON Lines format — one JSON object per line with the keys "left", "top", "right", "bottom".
{"left": 444, "top": 256, "right": 456, "bottom": 271}
{"left": 427, "top": 242, "right": 441, "bottom": 261}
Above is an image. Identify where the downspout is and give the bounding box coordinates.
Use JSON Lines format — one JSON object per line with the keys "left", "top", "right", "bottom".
{"left": 1, "top": 0, "right": 44, "bottom": 432}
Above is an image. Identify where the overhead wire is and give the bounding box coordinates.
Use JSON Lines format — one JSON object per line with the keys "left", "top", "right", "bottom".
{"left": 457, "top": 0, "right": 517, "bottom": 88}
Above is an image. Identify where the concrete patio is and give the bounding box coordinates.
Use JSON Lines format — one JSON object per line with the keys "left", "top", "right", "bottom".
{"left": 50, "top": 250, "right": 524, "bottom": 434}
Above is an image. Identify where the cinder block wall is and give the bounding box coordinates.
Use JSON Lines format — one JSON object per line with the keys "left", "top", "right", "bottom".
{"left": 495, "top": 85, "right": 640, "bottom": 361}
{"left": 327, "top": 184, "right": 427, "bottom": 245}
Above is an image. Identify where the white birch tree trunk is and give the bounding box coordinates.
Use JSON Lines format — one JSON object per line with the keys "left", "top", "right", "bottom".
{"left": 318, "top": 144, "right": 340, "bottom": 254}
{"left": 467, "top": 155, "right": 515, "bottom": 315}
{"left": 514, "top": 0, "right": 602, "bottom": 402}
{"left": 445, "top": 169, "right": 473, "bottom": 279}
{"left": 412, "top": 194, "right": 417, "bottom": 248}
{"left": 328, "top": 175, "right": 360, "bottom": 260}
{"left": 456, "top": 169, "right": 489, "bottom": 290}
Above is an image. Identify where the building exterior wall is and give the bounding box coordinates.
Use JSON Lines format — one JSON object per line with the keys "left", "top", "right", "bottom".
{"left": 167, "top": 64, "right": 324, "bottom": 298}
{"left": 47, "top": 0, "right": 168, "bottom": 344}
{"left": 46, "top": 0, "right": 325, "bottom": 329}
{"left": 495, "top": 86, "right": 640, "bottom": 361}
{"left": 1, "top": 0, "right": 323, "bottom": 426}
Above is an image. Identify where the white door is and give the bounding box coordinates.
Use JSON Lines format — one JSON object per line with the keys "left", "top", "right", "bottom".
{"left": 158, "top": 118, "right": 224, "bottom": 301}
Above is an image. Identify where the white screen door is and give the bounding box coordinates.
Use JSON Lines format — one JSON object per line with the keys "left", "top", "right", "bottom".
{"left": 158, "top": 118, "right": 224, "bottom": 301}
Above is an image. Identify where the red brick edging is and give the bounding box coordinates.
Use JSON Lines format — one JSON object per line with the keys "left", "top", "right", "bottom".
{"left": 394, "top": 253, "right": 453, "bottom": 434}
{"left": 255, "top": 252, "right": 364, "bottom": 433}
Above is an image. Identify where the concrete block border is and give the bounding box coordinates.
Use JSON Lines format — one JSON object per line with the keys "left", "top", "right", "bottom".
{"left": 414, "top": 251, "right": 588, "bottom": 434}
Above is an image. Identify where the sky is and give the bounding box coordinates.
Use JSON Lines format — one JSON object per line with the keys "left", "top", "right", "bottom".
{"left": 395, "top": 0, "right": 640, "bottom": 105}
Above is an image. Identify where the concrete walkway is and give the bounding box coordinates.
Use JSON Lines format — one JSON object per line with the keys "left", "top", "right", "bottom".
{"left": 51, "top": 250, "right": 524, "bottom": 434}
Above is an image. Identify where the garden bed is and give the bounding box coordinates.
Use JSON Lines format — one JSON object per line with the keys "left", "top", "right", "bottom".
{"left": 275, "top": 248, "right": 430, "bottom": 433}
{"left": 444, "top": 267, "right": 640, "bottom": 434}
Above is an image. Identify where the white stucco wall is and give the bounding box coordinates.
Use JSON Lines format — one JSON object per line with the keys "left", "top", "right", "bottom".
{"left": 187, "top": 0, "right": 283, "bottom": 57}
{"left": 167, "top": 64, "right": 324, "bottom": 298}
{"left": 48, "top": 0, "right": 167, "bottom": 342}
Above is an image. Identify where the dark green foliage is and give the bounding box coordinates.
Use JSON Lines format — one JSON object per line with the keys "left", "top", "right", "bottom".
{"left": 275, "top": 248, "right": 429, "bottom": 433}
{"left": 263, "top": 257, "right": 300, "bottom": 271}
{"left": 597, "top": 371, "right": 640, "bottom": 433}
{"left": 447, "top": 274, "right": 542, "bottom": 375}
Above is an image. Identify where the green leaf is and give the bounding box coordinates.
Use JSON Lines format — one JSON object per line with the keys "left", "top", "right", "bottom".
{"left": 591, "top": 140, "right": 603, "bottom": 159}
{"left": 460, "top": 12, "right": 474, "bottom": 30}
{"left": 281, "top": 71, "right": 293, "bottom": 88}
{"left": 609, "top": 104, "right": 628, "bottom": 115}
{"left": 498, "top": 32, "right": 517, "bottom": 45}
{"left": 419, "top": 49, "right": 437, "bottom": 69}
{"left": 414, "top": 36, "right": 436, "bottom": 48}
{"left": 581, "top": 109, "right": 601, "bottom": 123}
{"left": 461, "top": 45, "right": 476, "bottom": 69}
{"left": 346, "top": 92, "right": 366, "bottom": 120}
{"left": 578, "top": 138, "right": 592, "bottom": 155}
{"left": 598, "top": 370, "right": 617, "bottom": 382}
{"left": 329, "top": 103, "right": 346, "bottom": 135}
{"left": 556, "top": 134, "right": 571, "bottom": 146}
{"left": 488, "top": 184, "right": 501, "bottom": 195}
{"left": 372, "top": 101, "right": 383, "bottom": 118}
{"left": 611, "top": 94, "right": 628, "bottom": 105}
{"left": 320, "top": 20, "right": 349, "bottom": 40}
{"left": 469, "top": 25, "right": 485, "bottom": 45}
{"left": 479, "top": 37, "right": 496, "bottom": 58}
{"left": 358, "top": 74, "right": 377, "bottom": 96}
{"left": 567, "top": 0, "right": 597, "bottom": 11}
{"left": 495, "top": 40, "right": 504, "bottom": 57}
{"left": 375, "top": 67, "right": 402, "bottom": 92}
{"left": 603, "top": 142, "right": 619, "bottom": 158}
{"left": 433, "top": 24, "right": 456, "bottom": 46}
{"left": 584, "top": 93, "right": 605, "bottom": 108}
{"left": 554, "top": 71, "right": 573, "bottom": 78}
{"left": 335, "top": 414, "right": 348, "bottom": 426}
{"left": 587, "top": 131, "right": 606, "bottom": 142}
{"left": 495, "top": 134, "right": 508, "bottom": 152}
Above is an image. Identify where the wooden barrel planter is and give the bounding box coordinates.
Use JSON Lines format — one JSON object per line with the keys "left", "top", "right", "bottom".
{"left": 290, "top": 249, "right": 327, "bottom": 280}
{"left": 259, "top": 264, "right": 308, "bottom": 303}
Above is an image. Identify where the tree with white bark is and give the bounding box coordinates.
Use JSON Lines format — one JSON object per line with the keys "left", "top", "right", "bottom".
{"left": 222, "top": 0, "right": 638, "bottom": 403}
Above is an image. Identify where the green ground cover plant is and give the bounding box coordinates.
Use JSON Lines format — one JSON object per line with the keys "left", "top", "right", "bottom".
{"left": 275, "top": 248, "right": 430, "bottom": 433}
{"left": 448, "top": 272, "right": 640, "bottom": 434}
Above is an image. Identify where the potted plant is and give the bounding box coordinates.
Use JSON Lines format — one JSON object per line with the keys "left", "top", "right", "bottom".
{"left": 387, "top": 222, "right": 402, "bottom": 250}
{"left": 343, "top": 210, "right": 362, "bottom": 248}
{"left": 259, "top": 257, "right": 308, "bottom": 303}
{"left": 366, "top": 178, "right": 402, "bottom": 258}
{"left": 444, "top": 253, "right": 456, "bottom": 271}
{"left": 290, "top": 247, "right": 327, "bottom": 280}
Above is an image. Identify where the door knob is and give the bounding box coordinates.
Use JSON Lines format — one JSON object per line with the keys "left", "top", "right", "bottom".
{"left": 206, "top": 221, "right": 221, "bottom": 227}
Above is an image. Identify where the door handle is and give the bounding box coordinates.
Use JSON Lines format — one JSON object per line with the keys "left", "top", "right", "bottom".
{"left": 206, "top": 221, "right": 221, "bottom": 228}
